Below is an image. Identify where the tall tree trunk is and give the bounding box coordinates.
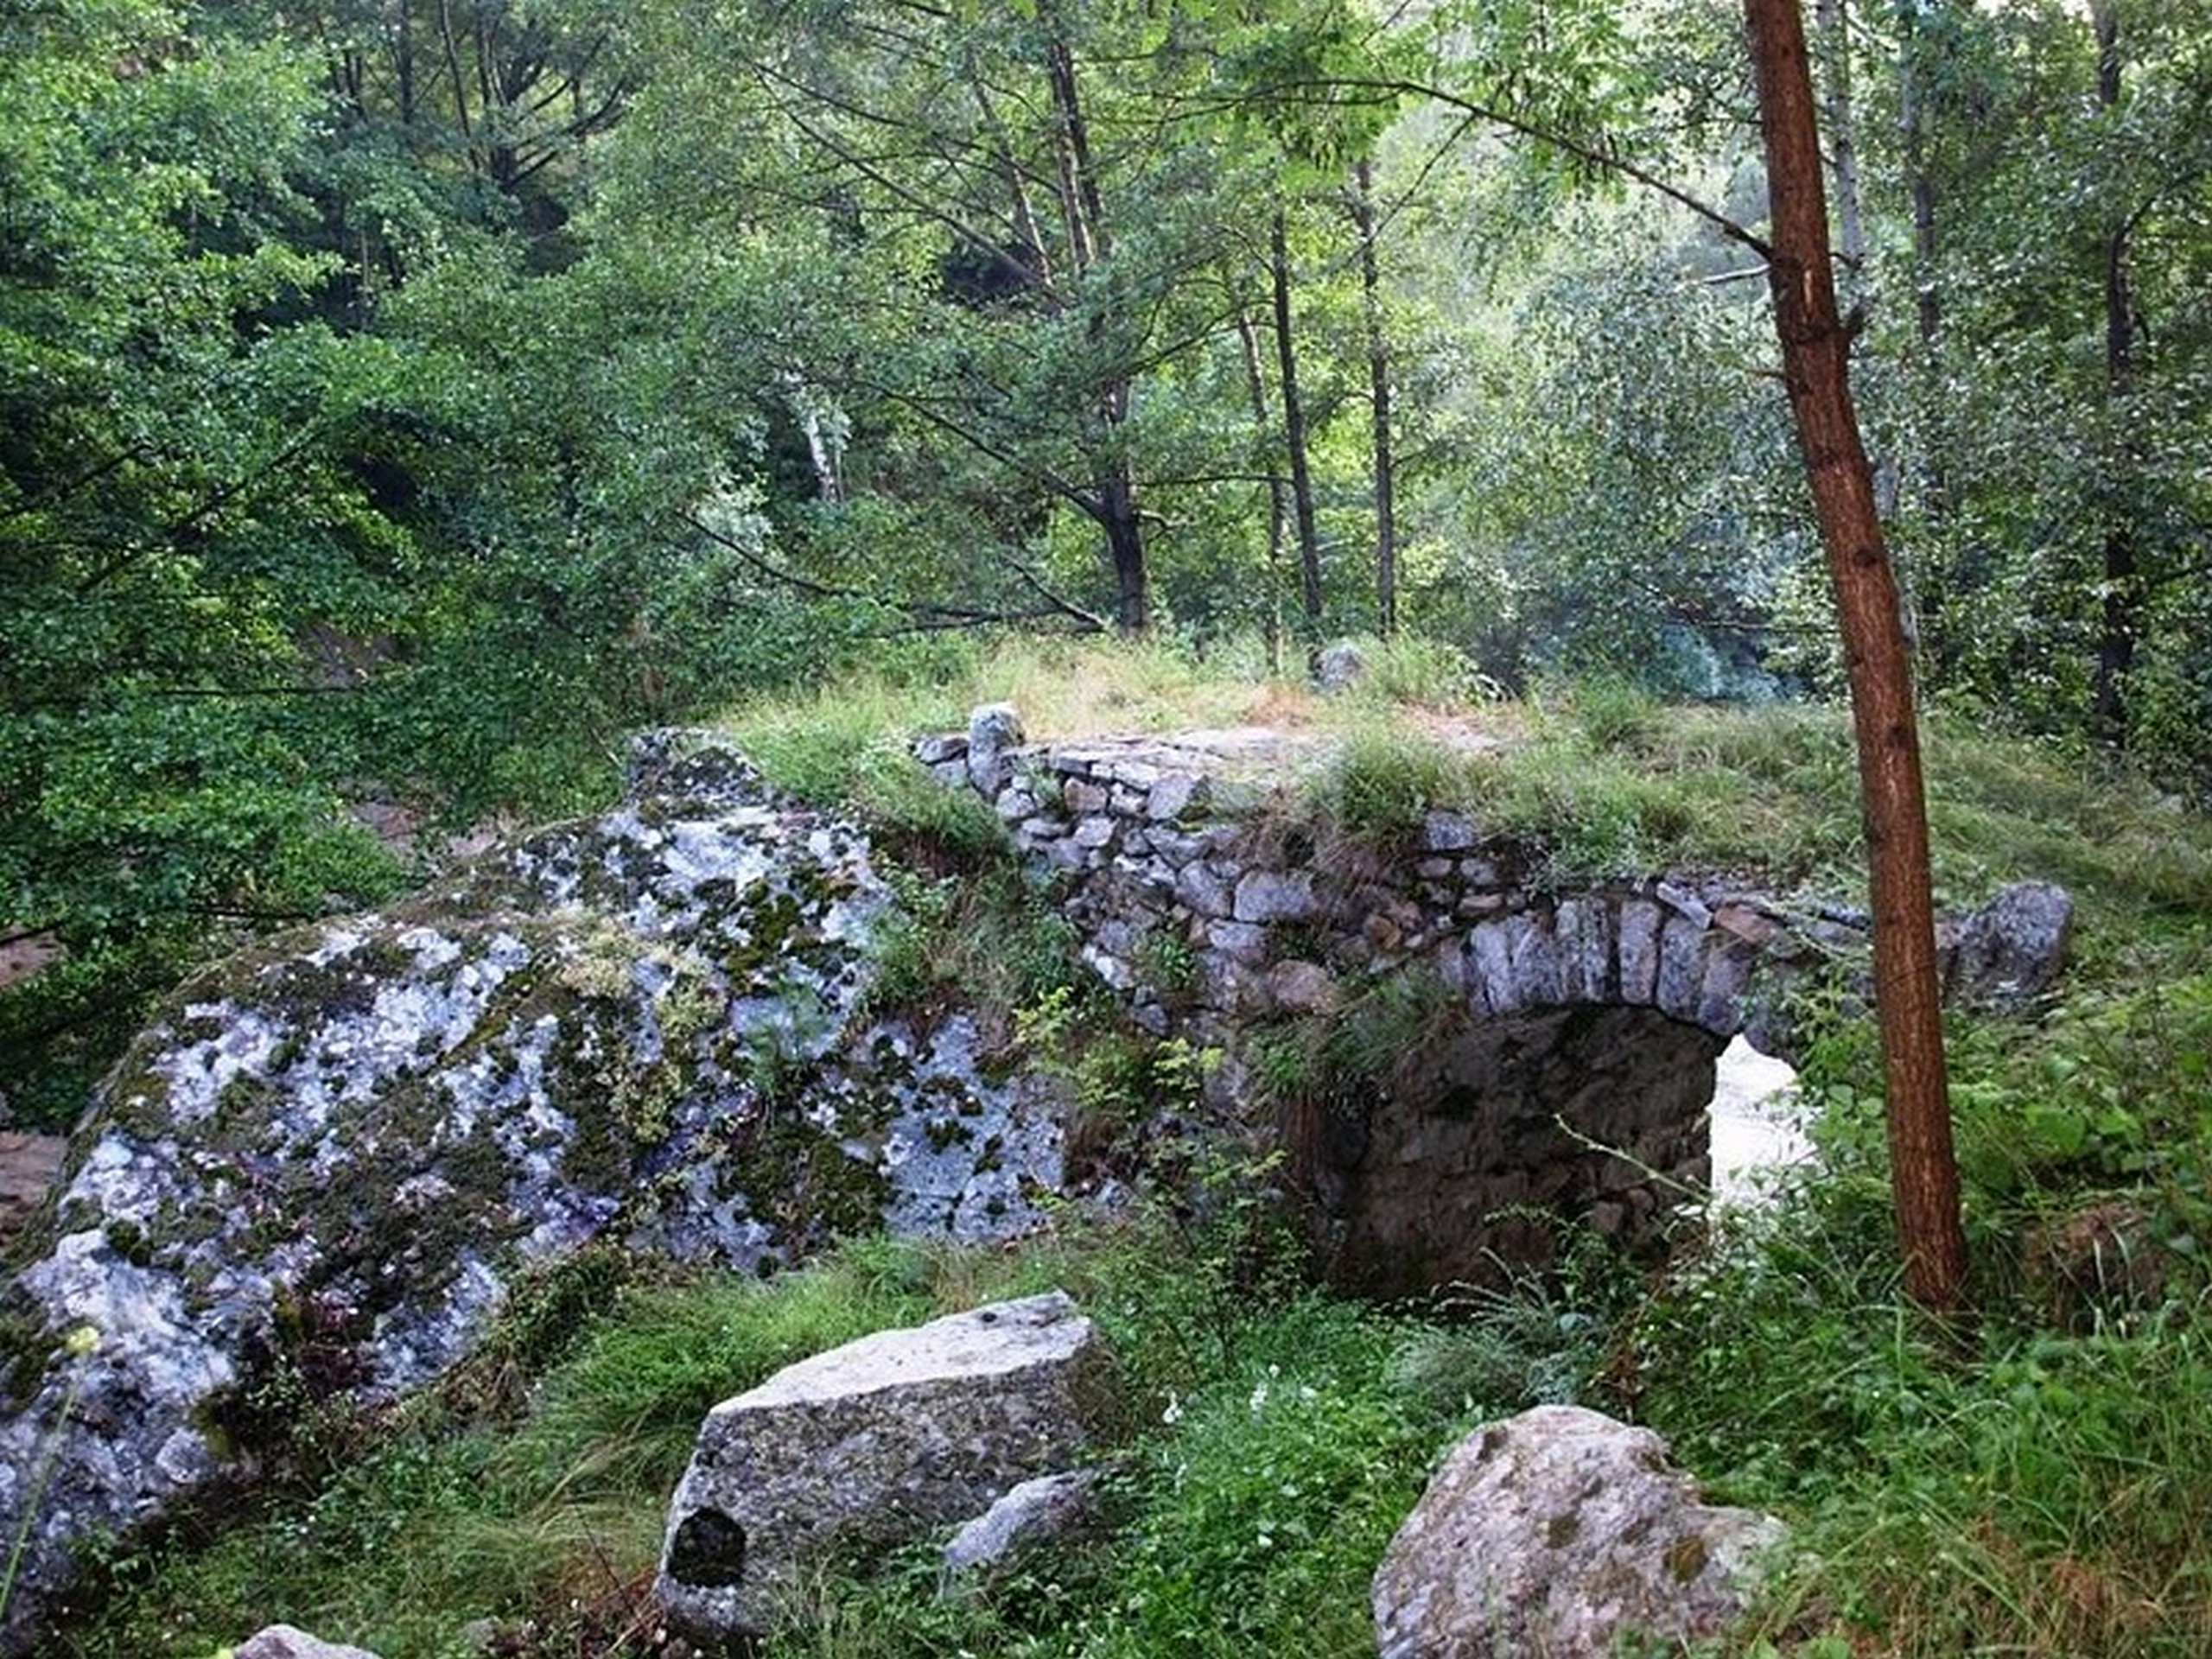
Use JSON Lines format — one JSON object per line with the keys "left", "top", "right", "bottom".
{"left": 2090, "top": 0, "right": 2138, "bottom": 748}
{"left": 1270, "top": 213, "right": 1323, "bottom": 648}
{"left": 1745, "top": 0, "right": 1967, "bottom": 1314}
{"left": 1897, "top": 2, "right": 1941, "bottom": 353}
{"left": 1351, "top": 157, "right": 1398, "bottom": 639}
{"left": 1044, "top": 15, "right": 1147, "bottom": 632}
{"left": 438, "top": 0, "right": 477, "bottom": 157}
{"left": 1097, "top": 459, "right": 1148, "bottom": 634}
{"left": 392, "top": 0, "right": 415, "bottom": 127}
{"left": 1236, "top": 304, "right": 1291, "bottom": 673}
{"left": 971, "top": 76, "right": 1056, "bottom": 290}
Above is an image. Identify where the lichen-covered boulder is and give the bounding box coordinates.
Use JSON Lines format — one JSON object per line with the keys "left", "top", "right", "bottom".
{"left": 658, "top": 1291, "right": 1104, "bottom": 1643}
{"left": 1372, "top": 1405, "right": 1785, "bottom": 1659}
{"left": 0, "top": 734, "right": 1065, "bottom": 1656}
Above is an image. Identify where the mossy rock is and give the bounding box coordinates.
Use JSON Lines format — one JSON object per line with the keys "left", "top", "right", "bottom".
{"left": 0, "top": 734, "right": 1070, "bottom": 1659}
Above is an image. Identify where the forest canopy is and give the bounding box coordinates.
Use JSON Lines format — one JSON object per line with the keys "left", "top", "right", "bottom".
{"left": 3, "top": 0, "right": 2209, "bottom": 1116}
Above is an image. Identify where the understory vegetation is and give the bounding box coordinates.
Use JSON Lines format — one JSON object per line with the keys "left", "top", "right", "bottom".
{"left": 41, "top": 646, "right": 2212, "bottom": 1659}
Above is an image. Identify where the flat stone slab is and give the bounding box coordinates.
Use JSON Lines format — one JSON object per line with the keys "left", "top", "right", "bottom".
{"left": 658, "top": 1290, "right": 1103, "bottom": 1643}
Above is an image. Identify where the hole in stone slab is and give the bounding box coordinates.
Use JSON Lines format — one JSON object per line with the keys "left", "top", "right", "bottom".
{"left": 668, "top": 1507, "right": 748, "bottom": 1588}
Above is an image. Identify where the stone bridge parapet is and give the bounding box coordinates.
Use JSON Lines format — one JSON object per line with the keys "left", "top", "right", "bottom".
{"left": 916, "top": 707, "right": 2066, "bottom": 1056}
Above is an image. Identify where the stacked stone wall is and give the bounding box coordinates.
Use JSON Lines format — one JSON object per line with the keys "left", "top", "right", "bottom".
{"left": 916, "top": 715, "right": 1831, "bottom": 1051}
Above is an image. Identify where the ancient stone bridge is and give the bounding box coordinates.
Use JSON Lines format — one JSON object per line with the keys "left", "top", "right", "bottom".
{"left": 918, "top": 708, "right": 2070, "bottom": 1294}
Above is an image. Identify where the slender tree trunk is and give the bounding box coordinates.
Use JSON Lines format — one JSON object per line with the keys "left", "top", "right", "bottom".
{"left": 1236, "top": 304, "right": 1291, "bottom": 673}
{"left": 2091, "top": 0, "right": 2138, "bottom": 748}
{"left": 1270, "top": 213, "right": 1323, "bottom": 648}
{"left": 1816, "top": 0, "right": 1868, "bottom": 283}
{"left": 392, "top": 0, "right": 415, "bottom": 126}
{"left": 438, "top": 0, "right": 477, "bottom": 158}
{"left": 1045, "top": 16, "right": 1147, "bottom": 632}
{"left": 971, "top": 76, "right": 1057, "bottom": 290}
{"left": 1098, "top": 461, "right": 1148, "bottom": 634}
{"left": 1745, "top": 0, "right": 1967, "bottom": 1314}
{"left": 1897, "top": 0, "right": 1955, "bottom": 673}
{"left": 1898, "top": 3, "right": 1941, "bottom": 353}
{"left": 1351, "top": 157, "right": 1398, "bottom": 639}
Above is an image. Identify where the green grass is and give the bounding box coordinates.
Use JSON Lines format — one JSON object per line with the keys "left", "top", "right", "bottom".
{"left": 715, "top": 631, "right": 1302, "bottom": 769}
{"left": 714, "top": 632, "right": 2212, "bottom": 927}
{"left": 55, "top": 1006, "right": 2212, "bottom": 1657}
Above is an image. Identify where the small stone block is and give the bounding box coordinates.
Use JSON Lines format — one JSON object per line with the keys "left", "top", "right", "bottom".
{"left": 1422, "top": 810, "right": 1478, "bottom": 851}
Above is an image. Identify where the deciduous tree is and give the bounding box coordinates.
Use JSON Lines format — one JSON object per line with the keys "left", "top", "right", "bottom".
{"left": 1745, "top": 0, "right": 1967, "bottom": 1312}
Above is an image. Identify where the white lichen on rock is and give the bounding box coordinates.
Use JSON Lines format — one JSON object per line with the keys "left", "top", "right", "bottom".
{"left": 0, "top": 733, "right": 1064, "bottom": 1656}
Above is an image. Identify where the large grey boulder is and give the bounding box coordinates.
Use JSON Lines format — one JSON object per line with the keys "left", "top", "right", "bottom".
{"left": 0, "top": 734, "right": 1065, "bottom": 1656}
{"left": 1372, "top": 1405, "right": 1784, "bottom": 1659}
{"left": 1946, "top": 880, "right": 2074, "bottom": 1013}
{"left": 658, "top": 1291, "right": 1104, "bottom": 1642}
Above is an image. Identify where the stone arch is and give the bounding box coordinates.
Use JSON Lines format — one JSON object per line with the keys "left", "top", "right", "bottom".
{"left": 1449, "top": 891, "right": 1776, "bottom": 1041}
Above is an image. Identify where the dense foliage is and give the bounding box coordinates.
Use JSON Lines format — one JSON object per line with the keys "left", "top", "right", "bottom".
{"left": 4, "top": 0, "right": 2209, "bottom": 1115}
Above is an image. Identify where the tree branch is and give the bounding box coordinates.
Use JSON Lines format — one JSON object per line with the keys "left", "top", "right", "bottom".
{"left": 677, "top": 513, "right": 1103, "bottom": 635}
{"left": 1244, "top": 76, "right": 1772, "bottom": 259}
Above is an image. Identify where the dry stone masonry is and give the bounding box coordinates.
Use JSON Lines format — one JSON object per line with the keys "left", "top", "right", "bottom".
{"left": 918, "top": 706, "right": 2073, "bottom": 1294}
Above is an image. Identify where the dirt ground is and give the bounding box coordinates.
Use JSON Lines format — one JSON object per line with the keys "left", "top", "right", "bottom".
{"left": 0, "top": 1132, "right": 66, "bottom": 1238}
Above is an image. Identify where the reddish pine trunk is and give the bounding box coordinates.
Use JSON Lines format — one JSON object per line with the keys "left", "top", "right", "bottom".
{"left": 1745, "top": 0, "right": 1967, "bottom": 1313}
